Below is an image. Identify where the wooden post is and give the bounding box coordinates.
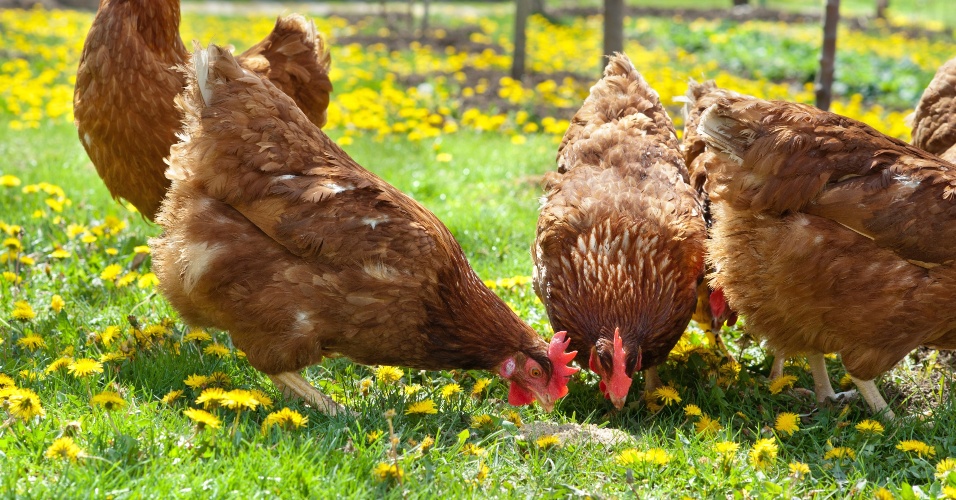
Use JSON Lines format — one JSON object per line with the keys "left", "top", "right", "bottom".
{"left": 603, "top": 0, "right": 624, "bottom": 73}
{"left": 876, "top": 0, "right": 889, "bottom": 19}
{"left": 816, "top": 0, "right": 840, "bottom": 111}
{"left": 512, "top": 0, "right": 531, "bottom": 80}
{"left": 421, "top": 0, "right": 430, "bottom": 34}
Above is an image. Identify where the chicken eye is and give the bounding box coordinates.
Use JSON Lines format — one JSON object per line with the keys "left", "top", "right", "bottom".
{"left": 529, "top": 367, "right": 542, "bottom": 378}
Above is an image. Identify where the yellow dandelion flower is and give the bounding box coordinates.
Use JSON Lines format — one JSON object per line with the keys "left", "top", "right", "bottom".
{"left": 203, "top": 343, "right": 231, "bottom": 357}
{"left": 366, "top": 430, "right": 383, "bottom": 443}
{"left": 133, "top": 245, "right": 151, "bottom": 255}
{"left": 403, "top": 384, "right": 422, "bottom": 396}
{"left": 855, "top": 419, "right": 885, "bottom": 436}
{"left": 0, "top": 373, "right": 14, "bottom": 387}
{"left": 262, "top": 407, "right": 308, "bottom": 433}
{"left": 91, "top": 391, "right": 126, "bottom": 411}
{"left": 44, "top": 356, "right": 72, "bottom": 373}
{"left": 184, "top": 329, "right": 212, "bottom": 343}
{"left": 184, "top": 374, "right": 211, "bottom": 389}
{"left": 80, "top": 234, "right": 97, "bottom": 244}
{"left": 440, "top": 383, "right": 462, "bottom": 399}
{"left": 3, "top": 271, "right": 20, "bottom": 284}
{"left": 695, "top": 415, "right": 722, "bottom": 436}
{"left": 419, "top": 435, "right": 435, "bottom": 452}
{"left": 406, "top": 399, "right": 438, "bottom": 415}
{"left": 50, "top": 294, "right": 65, "bottom": 313}
{"left": 436, "top": 152, "right": 453, "bottom": 163}
{"left": 100, "top": 264, "right": 122, "bottom": 281}
{"left": 502, "top": 409, "right": 523, "bottom": 428}
{"left": 749, "top": 438, "right": 778, "bottom": 470}
{"left": 183, "top": 408, "right": 221, "bottom": 430}
{"left": 161, "top": 390, "right": 183, "bottom": 404}
{"left": 195, "top": 388, "right": 228, "bottom": 409}
{"left": 768, "top": 375, "right": 798, "bottom": 395}
{"left": 774, "top": 412, "right": 800, "bottom": 436}
{"left": 789, "top": 461, "right": 810, "bottom": 477}
{"left": 18, "top": 255, "right": 34, "bottom": 266}
{"left": 616, "top": 448, "right": 670, "bottom": 466}
{"left": 474, "top": 462, "right": 490, "bottom": 482}
{"left": 839, "top": 373, "right": 854, "bottom": 391}
{"left": 45, "top": 436, "right": 83, "bottom": 462}
{"left": 50, "top": 248, "right": 71, "bottom": 259}
{"left": 358, "top": 378, "right": 373, "bottom": 396}
{"left": 17, "top": 334, "right": 46, "bottom": 350}
{"left": 471, "top": 378, "right": 491, "bottom": 396}
{"left": 936, "top": 458, "right": 956, "bottom": 480}
{"left": 98, "top": 326, "right": 121, "bottom": 347}
{"left": 250, "top": 389, "right": 273, "bottom": 409}
{"left": 896, "top": 440, "right": 936, "bottom": 458}
{"left": 68, "top": 358, "right": 104, "bottom": 377}
{"left": 99, "top": 352, "right": 127, "bottom": 363}
{"left": 375, "top": 365, "right": 404, "bottom": 383}
{"left": 373, "top": 462, "right": 403, "bottom": 481}
{"left": 222, "top": 389, "right": 259, "bottom": 411}
{"left": 654, "top": 385, "right": 681, "bottom": 406}
{"left": 874, "top": 488, "right": 895, "bottom": 500}
{"left": 714, "top": 441, "right": 740, "bottom": 456}
{"left": 116, "top": 272, "right": 138, "bottom": 288}
{"left": 535, "top": 435, "right": 561, "bottom": 449}
{"left": 824, "top": 447, "right": 856, "bottom": 461}
{"left": 462, "top": 443, "right": 487, "bottom": 456}
{"left": 0, "top": 174, "right": 21, "bottom": 187}
{"left": 6, "top": 388, "right": 45, "bottom": 421}
{"left": 684, "top": 404, "right": 702, "bottom": 417}
{"left": 137, "top": 273, "right": 159, "bottom": 289}
{"left": 470, "top": 414, "right": 495, "bottom": 430}
{"left": 12, "top": 301, "right": 36, "bottom": 321}
{"left": 66, "top": 224, "right": 87, "bottom": 239}
{"left": 105, "top": 248, "right": 118, "bottom": 256}
{"left": 207, "top": 372, "right": 231, "bottom": 386}
{"left": 943, "top": 486, "right": 956, "bottom": 500}
{"left": 2, "top": 237, "right": 20, "bottom": 251}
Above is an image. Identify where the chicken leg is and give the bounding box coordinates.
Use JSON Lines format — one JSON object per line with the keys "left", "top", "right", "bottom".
{"left": 643, "top": 366, "right": 664, "bottom": 396}
{"left": 269, "top": 371, "right": 348, "bottom": 416}
{"left": 808, "top": 353, "right": 859, "bottom": 406}
{"left": 851, "top": 376, "right": 895, "bottom": 420}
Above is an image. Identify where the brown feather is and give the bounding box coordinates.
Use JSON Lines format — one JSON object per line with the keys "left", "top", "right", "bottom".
{"left": 533, "top": 53, "right": 707, "bottom": 385}
{"left": 74, "top": 0, "right": 333, "bottom": 221}
{"left": 700, "top": 95, "right": 956, "bottom": 383}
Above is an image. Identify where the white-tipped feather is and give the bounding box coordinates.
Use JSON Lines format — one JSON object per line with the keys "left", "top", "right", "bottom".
{"left": 697, "top": 104, "right": 744, "bottom": 165}
{"left": 196, "top": 46, "right": 212, "bottom": 106}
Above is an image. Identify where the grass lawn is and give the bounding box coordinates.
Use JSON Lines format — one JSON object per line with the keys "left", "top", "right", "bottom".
{"left": 1, "top": 4, "right": 956, "bottom": 498}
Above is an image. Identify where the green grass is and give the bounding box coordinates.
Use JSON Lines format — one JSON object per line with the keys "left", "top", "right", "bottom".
{"left": 2, "top": 5, "right": 956, "bottom": 498}
{"left": 2, "top": 118, "right": 955, "bottom": 498}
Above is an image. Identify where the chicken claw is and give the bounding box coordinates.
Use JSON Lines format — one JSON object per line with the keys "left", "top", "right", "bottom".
{"left": 268, "top": 372, "right": 351, "bottom": 417}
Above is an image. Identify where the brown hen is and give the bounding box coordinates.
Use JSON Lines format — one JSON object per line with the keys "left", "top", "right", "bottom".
{"left": 533, "top": 54, "right": 707, "bottom": 409}
{"left": 911, "top": 56, "right": 956, "bottom": 163}
{"left": 74, "top": 0, "right": 332, "bottom": 221}
{"left": 699, "top": 95, "right": 956, "bottom": 419}
{"left": 678, "top": 80, "right": 740, "bottom": 358}
{"left": 150, "top": 45, "right": 578, "bottom": 416}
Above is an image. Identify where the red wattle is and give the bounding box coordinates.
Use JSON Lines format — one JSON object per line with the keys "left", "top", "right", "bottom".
{"left": 508, "top": 382, "right": 534, "bottom": 406}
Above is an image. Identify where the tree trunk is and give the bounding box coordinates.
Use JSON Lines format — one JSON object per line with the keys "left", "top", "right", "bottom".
{"left": 421, "top": 0, "right": 430, "bottom": 34}
{"left": 603, "top": 0, "right": 625, "bottom": 73}
{"left": 512, "top": 0, "right": 532, "bottom": 80}
{"left": 733, "top": 0, "right": 749, "bottom": 5}
{"left": 875, "top": 0, "right": 888, "bottom": 19}
{"left": 816, "top": 0, "right": 840, "bottom": 111}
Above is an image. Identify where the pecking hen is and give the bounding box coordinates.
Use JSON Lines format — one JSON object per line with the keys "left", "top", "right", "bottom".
{"left": 911, "top": 56, "right": 956, "bottom": 163}
{"left": 74, "top": 0, "right": 332, "bottom": 221}
{"left": 149, "top": 44, "right": 578, "bottom": 416}
{"left": 678, "top": 80, "right": 740, "bottom": 359}
{"left": 532, "top": 53, "right": 707, "bottom": 409}
{"left": 699, "top": 95, "right": 956, "bottom": 419}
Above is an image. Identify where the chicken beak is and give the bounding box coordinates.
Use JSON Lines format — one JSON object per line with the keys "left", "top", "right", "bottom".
{"left": 608, "top": 392, "right": 626, "bottom": 410}
{"left": 538, "top": 395, "right": 555, "bottom": 413}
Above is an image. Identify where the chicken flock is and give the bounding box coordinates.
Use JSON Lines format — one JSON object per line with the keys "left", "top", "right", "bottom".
{"left": 74, "top": 1, "right": 956, "bottom": 421}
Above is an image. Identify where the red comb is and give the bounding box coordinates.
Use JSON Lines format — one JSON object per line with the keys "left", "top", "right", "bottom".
{"left": 612, "top": 328, "right": 628, "bottom": 376}
{"left": 609, "top": 328, "right": 633, "bottom": 400}
{"left": 547, "top": 331, "right": 579, "bottom": 399}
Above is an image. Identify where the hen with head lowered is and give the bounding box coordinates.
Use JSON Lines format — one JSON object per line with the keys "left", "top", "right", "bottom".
{"left": 532, "top": 53, "right": 707, "bottom": 409}
{"left": 149, "top": 44, "right": 578, "bottom": 416}
{"left": 74, "top": 0, "right": 332, "bottom": 221}
{"left": 911, "top": 56, "right": 956, "bottom": 163}
{"left": 699, "top": 95, "right": 956, "bottom": 420}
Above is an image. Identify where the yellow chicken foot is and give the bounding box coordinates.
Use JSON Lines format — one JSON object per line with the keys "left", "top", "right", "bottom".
{"left": 643, "top": 366, "right": 663, "bottom": 397}
{"left": 807, "top": 353, "right": 837, "bottom": 402}
{"left": 768, "top": 353, "right": 785, "bottom": 380}
{"left": 851, "top": 376, "right": 895, "bottom": 420}
{"left": 268, "top": 372, "right": 349, "bottom": 416}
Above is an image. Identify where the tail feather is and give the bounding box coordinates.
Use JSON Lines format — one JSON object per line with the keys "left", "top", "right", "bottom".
{"left": 237, "top": 14, "right": 333, "bottom": 128}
